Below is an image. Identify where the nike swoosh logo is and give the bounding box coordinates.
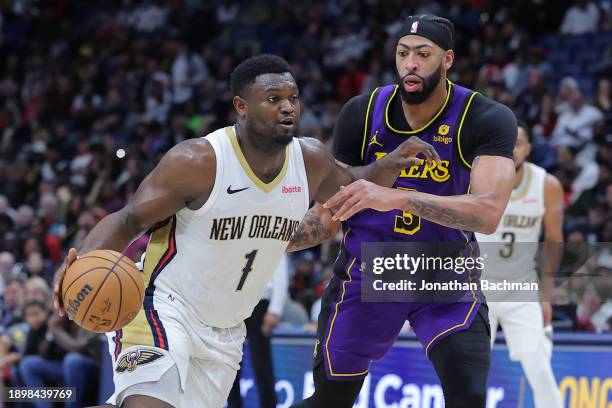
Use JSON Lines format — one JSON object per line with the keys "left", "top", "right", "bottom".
{"left": 227, "top": 186, "right": 249, "bottom": 194}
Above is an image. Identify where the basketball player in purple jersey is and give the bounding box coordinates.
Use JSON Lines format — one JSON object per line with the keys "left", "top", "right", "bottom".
{"left": 291, "top": 16, "right": 517, "bottom": 408}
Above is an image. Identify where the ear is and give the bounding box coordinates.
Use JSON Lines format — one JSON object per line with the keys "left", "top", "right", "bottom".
{"left": 233, "top": 95, "right": 247, "bottom": 119}
{"left": 444, "top": 50, "right": 454, "bottom": 71}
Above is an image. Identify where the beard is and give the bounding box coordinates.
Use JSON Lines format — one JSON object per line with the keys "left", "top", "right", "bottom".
{"left": 245, "top": 120, "right": 294, "bottom": 152}
{"left": 398, "top": 62, "right": 444, "bottom": 105}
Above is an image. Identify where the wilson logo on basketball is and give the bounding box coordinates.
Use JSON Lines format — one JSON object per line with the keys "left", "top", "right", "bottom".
{"left": 282, "top": 185, "right": 301, "bottom": 194}
{"left": 66, "top": 283, "right": 93, "bottom": 318}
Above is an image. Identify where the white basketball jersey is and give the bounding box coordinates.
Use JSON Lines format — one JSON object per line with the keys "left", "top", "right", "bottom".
{"left": 476, "top": 162, "right": 546, "bottom": 283}
{"left": 143, "top": 126, "right": 309, "bottom": 328}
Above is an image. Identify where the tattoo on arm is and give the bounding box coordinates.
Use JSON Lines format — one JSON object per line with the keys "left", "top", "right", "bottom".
{"left": 405, "top": 196, "right": 484, "bottom": 231}
{"left": 287, "top": 210, "right": 335, "bottom": 252}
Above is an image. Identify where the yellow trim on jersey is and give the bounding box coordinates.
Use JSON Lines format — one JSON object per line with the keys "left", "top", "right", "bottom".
{"left": 510, "top": 164, "right": 532, "bottom": 202}
{"left": 325, "top": 257, "right": 369, "bottom": 377}
{"left": 361, "top": 87, "right": 380, "bottom": 161}
{"left": 119, "top": 310, "right": 155, "bottom": 348}
{"left": 457, "top": 91, "right": 479, "bottom": 169}
{"left": 385, "top": 79, "right": 452, "bottom": 135}
{"left": 424, "top": 235, "right": 478, "bottom": 355}
{"left": 117, "top": 218, "right": 176, "bottom": 351}
{"left": 225, "top": 126, "right": 289, "bottom": 193}
{"left": 143, "top": 218, "right": 175, "bottom": 286}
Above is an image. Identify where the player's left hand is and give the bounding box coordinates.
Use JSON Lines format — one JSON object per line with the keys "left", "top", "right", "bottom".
{"left": 261, "top": 312, "right": 280, "bottom": 337}
{"left": 541, "top": 301, "right": 552, "bottom": 326}
{"left": 385, "top": 136, "right": 442, "bottom": 169}
{"left": 324, "top": 179, "right": 404, "bottom": 221}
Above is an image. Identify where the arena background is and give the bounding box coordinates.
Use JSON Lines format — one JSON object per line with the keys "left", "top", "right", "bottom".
{"left": 0, "top": 0, "right": 610, "bottom": 407}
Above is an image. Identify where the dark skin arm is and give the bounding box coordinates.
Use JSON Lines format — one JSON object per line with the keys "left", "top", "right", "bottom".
{"left": 53, "top": 139, "right": 216, "bottom": 315}
{"left": 324, "top": 155, "right": 516, "bottom": 234}
{"left": 540, "top": 173, "right": 564, "bottom": 326}
{"left": 286, "top": 136, "right": 440, "bottom": 252}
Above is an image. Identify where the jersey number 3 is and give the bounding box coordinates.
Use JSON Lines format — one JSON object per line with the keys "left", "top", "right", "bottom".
{"left": 393, "top": 187, "right": 421, "bottom": 235}
{"left": 236, "top": 249, "right": 258, "bottom": 291}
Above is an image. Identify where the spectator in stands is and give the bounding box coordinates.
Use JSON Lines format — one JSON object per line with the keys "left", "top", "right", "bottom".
{"left": 18, "top": 302, "right": 66, "bottom": 406}
{"left": 593, "top": 77, "right": 611, "bottom": 125}
{"left": 555, "top": 76, "right": 580, "bottom": 115}
{"left": 551, "top": 88, "right": 603, "bottom": 148}
{"left": 1, "top": 278, "right": 25, "bottom": 328}
{"left": 336, "top": 58, "right": 366, "bottom": 103}
{"left": 560, "top": 0, "right": 601, "bottom": 34}
{"left": 515, "top": 68, "right": 551, "bottom": 128}
{"left": 55, "top": 323, "right": 101, "bottom": 408}
{"left": 576, "top": 281, "right": 602, "bottom": 331}
{"left": 24, "top": 252, "right": 53, "bottom": 284}
{"left": 168, "top": 34, "right": 208, "bottom": 110}
{"left": 0, "top": 251, "right": 17, "bottom": 293}
{"left": 0, "top": 195, "right": 15, "bottom": 220}
{"left": 24, "top": 277, "right": 51, "bottom": 304}
{"left": 19, "top": 308, "right": 100, "bottom": 408}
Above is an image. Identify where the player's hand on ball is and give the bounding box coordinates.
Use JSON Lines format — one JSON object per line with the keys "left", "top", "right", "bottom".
{"left": 53, "top": 247, "right": 78, "bottom": 317}
{"left": 324, "top": 180, "right": 404, "bottom": 221}
{"left": 385, "top": 136, "right": 441, "bottom": 169}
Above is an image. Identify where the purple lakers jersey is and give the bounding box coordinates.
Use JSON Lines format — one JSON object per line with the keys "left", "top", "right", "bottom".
{"left": 344, "top": 81, "right": 476, "bottom": 259}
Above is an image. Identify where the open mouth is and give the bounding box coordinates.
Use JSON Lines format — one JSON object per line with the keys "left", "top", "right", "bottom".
{"left": 279, "top": 117, "right": 295, "bottom": 125}
{"left": 278, "top": 117, "right": 295, "bottom": 129}
{"left": 403, "top": 76, "right": 422, "bottom": 92}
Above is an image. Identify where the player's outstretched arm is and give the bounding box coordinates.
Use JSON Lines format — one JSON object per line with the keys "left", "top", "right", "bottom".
{"left": 300, "top": 137, "right": 440, "bottom": 204}
{"left": 289, "top": 136, "right": 441, "bottom": 252}
{"left": 324, "top": 155, "right": 515, "bottom": 234}
{"left": 52, "top": 139, "right": 216, "bottom": 315}
{"left": 348, "top": 136, "right": 441, "bottom": 187}
{"left": 287, "top": 202, "right": 339, "bottom": 252}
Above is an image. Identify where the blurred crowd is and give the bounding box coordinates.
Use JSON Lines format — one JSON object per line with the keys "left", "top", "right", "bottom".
{"left": 0, "top": 0, "right": 611, "bottom": 403}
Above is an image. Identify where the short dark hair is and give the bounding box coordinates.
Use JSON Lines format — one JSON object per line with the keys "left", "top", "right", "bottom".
{"left": 516, "top": 119, "right": 532, "bottom": 143}
{"left": 230, "top": 54, "right": 294, "bottom": 97}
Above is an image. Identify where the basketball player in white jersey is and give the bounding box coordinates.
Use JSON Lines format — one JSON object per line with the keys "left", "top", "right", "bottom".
{"left": 51, "top": 54, "right": 439, "bottom": 408}
{"left": 476, "top": 121, "right": 564, "bottom": 408}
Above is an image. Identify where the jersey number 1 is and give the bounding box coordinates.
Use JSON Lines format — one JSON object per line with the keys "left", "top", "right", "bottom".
{"left": 236, "top": 250, "right": 258, "bottom": 291}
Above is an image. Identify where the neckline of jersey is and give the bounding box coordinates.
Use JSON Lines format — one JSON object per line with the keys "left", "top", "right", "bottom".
{"left": 385, "top": 79, "right": 453, "bottom": 135}
{"left": 225, "top": 126, "right": 289, "bottom": 193}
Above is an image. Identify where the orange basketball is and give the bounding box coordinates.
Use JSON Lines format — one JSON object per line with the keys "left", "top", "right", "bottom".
{"left": 62, "top": 249, "right": 144, "bottom": 333}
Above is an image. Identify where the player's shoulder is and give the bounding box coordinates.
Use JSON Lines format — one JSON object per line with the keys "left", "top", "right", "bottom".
{"left": 526, "top": 162, "right": 563, "bottom": 193}
{"left": 159, "top": 136, "right": 216, "bottom": 178}
{"left": 298, "top": 136, "right": 328, "bottom": 159}
{"left": 165, "top": 137, "right": 214, "bottom": 164}
{"left": 462, "top": 91, "right": 517, "bottom": 143}
{"left": 468, "top": 92, "right": 515, "bottom": 123}
{"left": 543, "top": 169, "right": 563, "bottom": 193}
{"left": 298, "top": 137, "right": 336, "bottom": 171}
